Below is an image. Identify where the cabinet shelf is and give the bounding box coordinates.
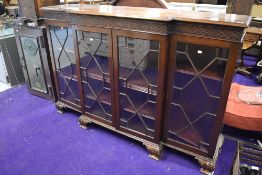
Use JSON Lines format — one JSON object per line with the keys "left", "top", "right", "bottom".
{"left": 176, "top": 68, "right": 224, "bottom": 81}
{"left": 122, "top": 100, "right": 156, "bottom": 120}
{"left": 80, "top": 55, "right": 110, "bottom": 83}
{"left": 83, "top": 84, "right": 156, "bottom": 120}
{"left": 83, "top": 86, "right": 112, "bottom": 121}
{"left": 176, "top": 59, "right": 226, "bottom": 80}
{"left": 119, "top": 66, "right": 158, "bottom": 95}
{"left": 57, "top": 64, "right": 78, "bottom": 81}
{"left": 119, "top": 109, "right": 155, "bottom": 138}
{"left": 80, "top": 55, "right": 109, "bottom": 73}
{"left": 62, "top": 74, "right": 78, "bottom": 81}
{"left": 120, "top": 89, "right": 157, "bottom": 120}
{"left": 120, "top": 117, "right": 155, "bottom": 134}
{"left": 79, "top": 54, "right": 158, "bottom": 95}
{"left": 84, "top": 86, "right": 112, "bottom": 106}
{"left": 120, "top": 81, "right": 157, "bottom": 95}
{"left": 81, "top": 67, "right": 111, "bottom": 83}
{"left": 57, "top": 70, "right": 78, "bottom": 82}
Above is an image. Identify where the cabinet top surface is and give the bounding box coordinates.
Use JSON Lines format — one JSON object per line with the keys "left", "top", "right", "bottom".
{"left": 41, "top": 4, "right": 251, "bottom": 28}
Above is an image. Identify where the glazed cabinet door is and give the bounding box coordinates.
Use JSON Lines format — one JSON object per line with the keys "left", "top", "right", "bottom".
{"left": 113, "top": 30, "right": 168, "bottom": 141}
{"left": 20, "top": 36, "right": 47, "bottom": 92}
{"left": 48, "top": 23, "right": 81, "bottom": 110}
{"left": 163, "top": 35, "right": 238, "bottom": 157}
{"left": 75, "top": 26, "right": 114, "bottom": 125}
{"left": 14, "top": 27, "right": 54, "bottom": 100}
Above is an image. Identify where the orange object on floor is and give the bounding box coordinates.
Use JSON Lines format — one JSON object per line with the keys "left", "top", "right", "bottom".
{"left": 224, "top": 83, "right": 262, "bottom": 132}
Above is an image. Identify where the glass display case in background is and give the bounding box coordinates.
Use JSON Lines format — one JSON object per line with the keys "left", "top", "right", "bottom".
{"left": 0, "top": 19, "right": 24, "bottom": 88}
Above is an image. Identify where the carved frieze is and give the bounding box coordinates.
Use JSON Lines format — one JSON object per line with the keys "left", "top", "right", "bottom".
{"left": 173, "top": 21, "right": 244, "bottom": 43}
{"left": 43, "top": 10, "right": 245, "bottom": 42}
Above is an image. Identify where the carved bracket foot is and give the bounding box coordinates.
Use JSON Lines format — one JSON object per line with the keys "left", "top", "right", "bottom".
{"left": 196, "top": 135, "right": 224, "bottom": 175}
{"left": 78, "top": 115, "right": 91, "bottom": 130}
{"left": 197, "top": 159, "right": 215, "bottom": 175}
{"left": 78, "top": 122, "right": 88, "bottom": 129}
{"left": 55, "top": 102, "right": 66, "bottom": 114}
{"left": 144, "top": 142, "right": 163, "bottom": 160}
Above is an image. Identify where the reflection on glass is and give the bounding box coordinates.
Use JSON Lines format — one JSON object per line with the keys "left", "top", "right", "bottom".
{"left": 21, "top": 36, "right": 47, "bottom": 93}
{"left": 118, "top": 36, "right": 160, "bottom": 138}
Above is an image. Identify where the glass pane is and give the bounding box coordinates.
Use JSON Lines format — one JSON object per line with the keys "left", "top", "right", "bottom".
{"left": 118, "top": 36, "right": 160, "bottom": 138}
{"left": 78, "top": 31, "right": 112, "bottom": 122}
{"left": 20, "top": 36, "right": 47, "bottom": 93}
{"left": 166, "top": 42, "right": 229, "bottom": 151}
{"left": 49, "top": 26, "right": 80, "bottom": 105}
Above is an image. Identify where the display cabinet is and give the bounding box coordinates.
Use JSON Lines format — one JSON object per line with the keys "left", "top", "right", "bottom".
{"left": 41, "top": 4, "right": 250, "bottom": 174}
{"left": 0, "top": 27, "right": 24, "bottom": 87}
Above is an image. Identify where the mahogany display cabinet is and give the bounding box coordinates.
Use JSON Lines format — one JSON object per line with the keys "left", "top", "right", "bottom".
{"left": 41, "top": 5, "right": 251, "bottom": 174}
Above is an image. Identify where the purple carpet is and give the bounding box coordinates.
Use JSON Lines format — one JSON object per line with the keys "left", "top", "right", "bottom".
{"left": 0, "top": 85, "right": 236, "bottom": 175}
